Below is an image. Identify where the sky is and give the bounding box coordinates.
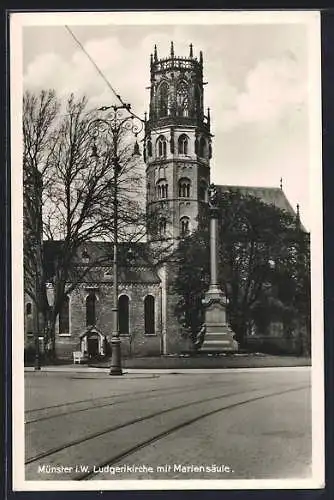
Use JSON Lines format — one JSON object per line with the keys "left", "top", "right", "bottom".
{"left": 20, "top": 12, "right": 322, "bottom": 231}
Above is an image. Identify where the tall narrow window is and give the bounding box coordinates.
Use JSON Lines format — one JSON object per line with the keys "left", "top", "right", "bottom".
{"left": 157, "top": 136, "right": 167, "bottom": 158}
{"left": 59, "top": 295, "right": 70, "bottom": 334}
{"left": 176, "top": 81, "right": 189, "bottom": 117}
{"left": 195, "top": 84, "right": 202, "bottom": 116}
{"left": 158, "top": 218, "right": 167, "bottom": 236}
{"left": 118, "top": 295, "right": 129, "bottom": 335}
{"left": 147, "top": 139, "right": 152, "bottom": 157}
{"left": 180, "top": 216, "right": 190, "bottom": 238}
{"left": 26, "top": 302, "right": 32, "bottom": 316}
{"left": 178, "top": 134, "right": 189, "bottom": 155}
{"left": 199, "top": 137, "right": 207, "bottom": 158}
{"left": 86, "top": 292, "right": 96, "bottom": 326}
{"left": 144, "top": 295, "right": 155, "bottom": 335}
{"left": 156, "top": 179, "right": 168, "bottom": 199}
{"left": 178, "top": 178, "right": 191, "bottom": 198}
{"left": 158, "top": 82, "right": 169, "bottom": 117}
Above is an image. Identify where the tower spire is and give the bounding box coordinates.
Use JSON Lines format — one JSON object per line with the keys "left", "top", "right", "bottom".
{"left": 280, "top": 177, "right": 283, "bottom": 190}
{"left": 199, "top": 50, "right": 203, "bottom": 65}
{"left": 296, "top": 203, "right": 300, "bottom": 225}
{"left": 189, "top": 43, "right": 193, "bottom": 58}
{"left": 170, "top": 41, "right": 174, "bottom": 58}
{"left": 154, "top": 44, "right": 158, "bottom": 62}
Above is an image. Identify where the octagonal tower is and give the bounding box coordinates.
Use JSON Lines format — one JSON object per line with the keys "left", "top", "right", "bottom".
{"left": 144, "top": 42, "right": 212, "bottom": 245}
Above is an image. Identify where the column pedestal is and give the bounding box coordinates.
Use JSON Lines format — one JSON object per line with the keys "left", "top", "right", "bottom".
{"left": 200, "top": 285, "right": 238, "bottom": 352}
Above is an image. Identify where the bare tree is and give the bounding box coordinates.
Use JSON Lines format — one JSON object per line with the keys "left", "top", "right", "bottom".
{"left": 23, "top": 90, "right": 60, "bottom": 341}
{"left": 23, "top": 90, "right": 148, "bottom": 359}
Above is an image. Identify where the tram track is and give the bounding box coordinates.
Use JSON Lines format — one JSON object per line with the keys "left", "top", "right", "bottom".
{"left": 25, "top": 379, "right": 233, "bottom": 424}
{"left": 26, "top": 384, "right": 182, "bottom": 414}
{"left": 25, "top": 384, "right": 308, "bottom": 470}
{"left": 77, "top": 385, "right": 309, "bottom": 480}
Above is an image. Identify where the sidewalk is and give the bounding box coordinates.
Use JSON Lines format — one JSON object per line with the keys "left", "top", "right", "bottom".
{"left": 24, "top": 364, "right": 311, "bottom": 375}
{"left": 24, "top": 353, "right": 311, "bottom": 375}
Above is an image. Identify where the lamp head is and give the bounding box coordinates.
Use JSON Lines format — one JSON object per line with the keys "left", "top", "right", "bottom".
{"left": 133, "top": 140, "right": 141, "bottom": 157}
{"left": 91, "top": 143, "right": 99, "bottom": 159}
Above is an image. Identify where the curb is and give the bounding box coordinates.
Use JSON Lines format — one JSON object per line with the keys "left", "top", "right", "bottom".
{"left": 24, "top": 366, "right": 311, "bottom": 375}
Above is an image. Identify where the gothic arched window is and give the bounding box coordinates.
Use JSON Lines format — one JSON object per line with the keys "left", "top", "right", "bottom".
{"left": 199, "top": 180, "right": 208, "bottom": 201}
{"left": 59, "top": 295, "right": 70, "bottom": 334}
{"left": 26, "top": 302, "right": 32, "bottom": 316}
{"left": 147, "top": 139, "right": 152, "bottom": 157}
{"left": 158, "top": 82, "right": 169, "bottom": 118}
{"left": 176, "top": 81, "right": 189, "bottom": 117}
{"left": 118, "top": 295, "right": 129, "bottom": 335}
{"left": 180, "top": 216, "right": 190, "bottom": 238}
{"left": 178, "top": 177, "right": 191, "bottom": 198}
{"left": 178, "top": 134, "right": 189, "bottom": 155}
{"left": 158, "top": 217, "right": 167, "bottom": 236}
{"left": 86, "top": 292, "right": 96, "bottom": 326}
{"left": 199, "top": 137, "right": 207, "bottom": 158}
{"left": 156, "top": 179, "right": 168, "bottom": 199}
{"left": 156, "top": 135, "right": 167, "bottom": 158}
{"left": 144, "top": 295, "right": 155, "bottom": 335}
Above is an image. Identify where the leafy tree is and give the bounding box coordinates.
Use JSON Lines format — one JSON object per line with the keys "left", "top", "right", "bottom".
{"left": 174, "top": 231, "right": 210, "bottom": 343}
{"left": 174, "top": 189, "right": 311, "bottom": 354}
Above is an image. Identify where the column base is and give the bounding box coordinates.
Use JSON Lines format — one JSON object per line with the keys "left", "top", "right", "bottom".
{"left": 109, "top": 367, "right": 123, "bottom": 376}
{"left": 109, "top": 337, "right": 123, "bottom": 376}
{"left": 200, "top": 286, "right": 238, "bottom": 353}
{"left": 200, "top": 325, "right": 238, "bottom": 353}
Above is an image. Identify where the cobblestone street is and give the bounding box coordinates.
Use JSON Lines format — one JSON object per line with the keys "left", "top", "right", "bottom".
{"left": 23, "top": 367, "right": 312, "bottom": 483}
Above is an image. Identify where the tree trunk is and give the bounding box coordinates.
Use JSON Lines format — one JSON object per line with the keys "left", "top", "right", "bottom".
{"left": 44, "top": 312, "right": 57, "bottom": 362}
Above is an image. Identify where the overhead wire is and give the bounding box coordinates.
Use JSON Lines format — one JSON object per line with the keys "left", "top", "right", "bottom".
{"left": 64, "top": 25, "right": 145, "bottom": 124}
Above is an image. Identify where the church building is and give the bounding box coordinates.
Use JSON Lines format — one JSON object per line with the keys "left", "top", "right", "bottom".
{"left": 24, "top": 43, "right": 303, "bottom": 360}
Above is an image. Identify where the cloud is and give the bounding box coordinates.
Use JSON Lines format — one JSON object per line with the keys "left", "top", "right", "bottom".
{"left": 24, "top": 33, "right": 307, "bottom": 131}
{"left": 23, "top": 31, "right": 197, "bottom": 113}
{"left": 217, "top": 53, "right": 307, "bottom": 131}
{"left": 23, "top": 31, "right": 311, "bottom": 230}
{"left": 24, "top": 35, "right": 151, "bottom": 114}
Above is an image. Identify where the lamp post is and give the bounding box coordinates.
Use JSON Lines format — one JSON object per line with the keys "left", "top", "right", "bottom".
{"left": 87, "top": 104, "right": 144, "bottom": 376}
{"left": 34, "top": 310, "right": 41, "bottom": 370}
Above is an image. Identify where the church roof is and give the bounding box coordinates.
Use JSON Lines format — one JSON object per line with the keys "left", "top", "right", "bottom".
{"left": 43, "top": 240, "right": 161, "bottom": 284}
{"left": 216, "top": 185, "right": 297, "bottom": 216}
{"left": 216, "top": 184, "right": 306, "bottom": 231}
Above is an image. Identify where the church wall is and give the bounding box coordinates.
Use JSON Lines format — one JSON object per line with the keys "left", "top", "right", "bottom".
{"left": 54, "top": 281, "right": 163, "bottom": 360}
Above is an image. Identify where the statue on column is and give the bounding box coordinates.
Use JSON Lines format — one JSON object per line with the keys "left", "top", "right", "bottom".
{"left": 199, "top": 182, "right": 238, "bottom": 353}
{"left": 208, "top": 183, "right": 218, "bottom": 207}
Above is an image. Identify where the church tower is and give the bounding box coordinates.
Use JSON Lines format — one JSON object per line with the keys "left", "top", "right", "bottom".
{"left": 144, "top": 42, "right": 212, "bottom": 244}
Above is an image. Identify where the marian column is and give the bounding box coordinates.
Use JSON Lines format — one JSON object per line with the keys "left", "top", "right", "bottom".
{"left": 200, "top": 184, "right": 238, "bottom": 352}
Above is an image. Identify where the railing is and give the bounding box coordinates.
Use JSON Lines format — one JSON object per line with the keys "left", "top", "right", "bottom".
{"left": 152, "top": 57, "right": 202, "bottom": 72}
{"left": 146, "top": 114, "right": 210, "bottom": 131}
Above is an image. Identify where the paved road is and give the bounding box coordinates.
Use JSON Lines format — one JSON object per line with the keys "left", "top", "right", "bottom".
{"left": 24, "top": 368, "right": 311, "bottom": 482}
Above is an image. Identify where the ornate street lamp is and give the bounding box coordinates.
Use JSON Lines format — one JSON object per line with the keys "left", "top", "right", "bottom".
{"left": 87, "top": 104, "right": 144, "bottom": 376}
